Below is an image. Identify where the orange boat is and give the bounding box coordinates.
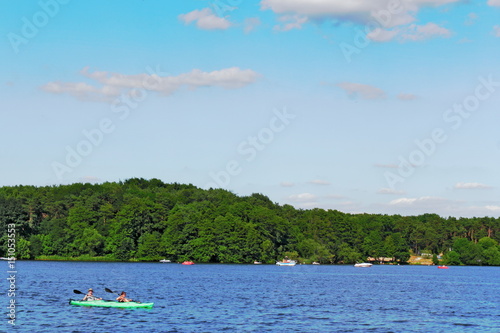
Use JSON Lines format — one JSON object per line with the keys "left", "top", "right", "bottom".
{"left": 437, "top": 265, "right": 449, "bottom": 269}
{"left": 181, "top": 261, "right": 195, "bottom": 265}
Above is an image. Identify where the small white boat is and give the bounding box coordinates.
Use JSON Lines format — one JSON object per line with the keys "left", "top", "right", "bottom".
{"left": 276, "top": 259, "right": 297, "bottom": 266}
{"left": 354, "top": 263, "right": 372, "bottom": 267}
{"left": 159, "top": 259, "right": 171, "bottom": 263}
{"left": 312, "top": 262, "right": 320, "bottom": 265}
{"left": 253, "top": 261, "right": 262, "bottom": 265}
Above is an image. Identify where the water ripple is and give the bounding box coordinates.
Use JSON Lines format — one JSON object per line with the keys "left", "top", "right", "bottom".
{"left": 2, "top": 262, "right": 499, "bottom": 332}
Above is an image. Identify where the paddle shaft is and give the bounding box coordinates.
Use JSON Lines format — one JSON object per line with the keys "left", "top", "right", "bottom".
{"left": 105, "top": 287, "right": 140, "bottom": 303}
{"left": 73, "top": 289, "right": 103, "bottom": 300}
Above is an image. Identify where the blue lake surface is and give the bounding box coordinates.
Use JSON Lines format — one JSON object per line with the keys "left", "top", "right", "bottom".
{"left": 1, "top": 261, "right": 499, "bottom": 332}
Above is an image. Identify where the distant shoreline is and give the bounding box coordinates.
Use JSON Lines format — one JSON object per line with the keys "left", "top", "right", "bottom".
{"left": 18, "top": 256, "right": 444, "bottom": 265}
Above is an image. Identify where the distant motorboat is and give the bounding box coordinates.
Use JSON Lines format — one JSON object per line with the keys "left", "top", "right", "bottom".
{"left": 253, "top": 261, "right": 262, "bottom": 265}
{"left": 354, "top": 263, "right": 372, "bottom": 267}
{"left": 276, "top": 259, "right": 296, "bottom": 266}
{"left": 437, "top": 265, "right": 449, "bottom": 269}
{"left": 312, "top": 262, "right": 320, "bottom": 265}
{"left": 159, "top": 259, "right": 171, "bottom": 263}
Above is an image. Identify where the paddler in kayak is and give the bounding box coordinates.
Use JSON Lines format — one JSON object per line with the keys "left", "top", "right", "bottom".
{"left": 82, "top": 288, "right": 102, "bottom": 301}
{"left": 116, "top": 291, "right": 133, "bottom": 302}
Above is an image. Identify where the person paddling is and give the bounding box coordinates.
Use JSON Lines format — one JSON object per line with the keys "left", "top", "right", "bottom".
{"left": 116, "top": 291, "right": 133, "bottom": 302}
{"left": 82, "top": 288, "right": 102, "bottom": 301}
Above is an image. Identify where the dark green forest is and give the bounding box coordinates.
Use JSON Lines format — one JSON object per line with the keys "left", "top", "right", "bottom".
{"left": 1, "top": 178, "right": 499, "bottom": 265}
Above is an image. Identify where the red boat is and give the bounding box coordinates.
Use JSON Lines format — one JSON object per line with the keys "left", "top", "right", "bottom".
{"left": 438, "top": 265, "right": 449, "bottom": 269}
{"left": 181, "top": 261, "right": 195, "bottom": 265}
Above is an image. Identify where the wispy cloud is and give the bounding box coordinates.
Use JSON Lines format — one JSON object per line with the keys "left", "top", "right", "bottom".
{"left": 397, "top": 93, "right": 418, "bottom": 101}
{"left": 465, "top": 13, "right": 478, "bottom": 26}
{"left": 488, "top": 0, "right": 500, "bottom": 7}
{"left": 280, "top": 181, "right": 294, "bottom": 187}
{"left": 287, "top": 192, "right": 317, "bottom": 202}
{"left": 389, "top": 196, "right": 448, "bottom": 207}
{"left": 458, "top": 37, "right": 473, "bottom": 43}
{"left": 484, "top": 205, "right": 500, "bottom": 212}
{"left": 454, "top": 182, "right": 492, "bottom": 190}
{"left": 386, "top": 196, "right": 500, "bottom": 217}
{"left": 309, "top": 179, "right": 330, "bottom": 185}
{"left": 244, "top": 17, "right": 262, "bottom": 33}
{"left": 79, "top": 176, "right": 101, "bottom": 183}
{"left": 400, "top": 23, "right": 451, "bottom": 41}
{"left": 41, "top": 67, "right": 260, "bottom": 102}
{"left": 378, "top": 188, "right": 405, "bottom": 195}
{"left": 367, "top": 28, "right": 400, "bottom": 42}
{"left": 179, "top": 8, "right": 232, "bottom": 30}
{"left": 369, "top": 22, "right": 452, "bottom": 43}
{"left": 374, "top": 163, "right": 399, "bottom": 169}
{"left": 262, "top": 0, "right": 460, "bottom": 33}
{"left": 335, "top": 200, "right": 363, "bottom": 214}
{"left": 326, "top": 194, "right": 345, "bottom": 200}
{"left": 337, "top": 82, "right": 386, "bottom": 100}
{"left": 41, "top": 81, "right": 118, "bottom": 102}
{"left": 493, "top": 25, "right": 500, "bottom": 37}
{"left": 273, "top": 14, "right": 308, "bottom": 31}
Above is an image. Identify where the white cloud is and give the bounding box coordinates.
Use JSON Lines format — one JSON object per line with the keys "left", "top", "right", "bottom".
{"left": 337, "top": 82, "right": 386, "bottom": 100}
{"left": 484, "top": 205, "right": 500, "bottom": 212}
{"left": 280, "top": 182, "right": 294, "bottom": 187}
{"left": 79, "top": 176, "right": 101, "bottom": 183}
{"left": 288, "top": 192, "right": 317, "bottom": 202}
{"left": 386, "top": 196, "right": 500, "bottom": 217}
{"left": 454, "top": 182, "right": 492, "bottom": 190}
{"left": 261, "top": 0, "right": 459, "bottom": 28}
{"left": 309, "top": 179, "right": 330, "bottom": 185}
{"left": 179, "top": 8, "right": 231, "bottom": 30}
{"left": 400, "top": 22, "right": 451, "bottom": 41}
{"left": 41, "top": 81, "right": 120, "bottom": 102}
{"left": 41, "top": 67, "right": 260, "bottom": 102}
{"left": 261, "top": 0, "right": 382, "bottom": 20}
{"left": 82, "top": 67, "right": 258, "bottom": 91}
{"left": 369, "top": 22, "right": 451, "bottom": 43}
{"left": 262, "top": 1, "right": 455, "bottom": 45}
{"left": 389, "top": 196, "right": 448, "bottom": 207}
{"left": 487, "top": 0, "right": 500, "bottom": 6}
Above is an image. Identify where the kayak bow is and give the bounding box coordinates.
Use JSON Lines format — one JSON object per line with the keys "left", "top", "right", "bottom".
{"left": 69, "top": 299, "right": 154, "bottom": 308}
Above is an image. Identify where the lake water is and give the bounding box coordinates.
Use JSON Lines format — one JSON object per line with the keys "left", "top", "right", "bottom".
{"left": 1, "top": 261, "right": 499, "bottom": 332}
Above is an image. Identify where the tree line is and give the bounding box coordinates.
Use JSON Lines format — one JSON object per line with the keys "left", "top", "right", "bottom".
{"left": 0, "top": 178, "right": 499, "bottom": 265}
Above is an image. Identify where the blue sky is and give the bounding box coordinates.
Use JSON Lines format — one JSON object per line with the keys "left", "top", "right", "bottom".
{"left": 1, "top": 0, "right": 499, "bottom": 217}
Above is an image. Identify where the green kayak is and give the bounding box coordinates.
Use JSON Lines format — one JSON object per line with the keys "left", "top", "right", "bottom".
{"left": 69, "top": 299, "right": 154, "bottom": 308}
